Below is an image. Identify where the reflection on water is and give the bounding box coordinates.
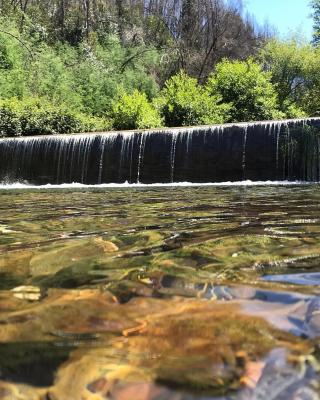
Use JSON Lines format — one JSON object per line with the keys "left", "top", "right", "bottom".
{"left": 263, "top": 272, "right": 320, "bottom": 285}
{"left": 1, "top": 185, "right": 320, "bottom": 399}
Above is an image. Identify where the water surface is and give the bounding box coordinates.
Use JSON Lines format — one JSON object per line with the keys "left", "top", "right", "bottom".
{"left": 1, "top": 184, "right": 320, "bottom": 399}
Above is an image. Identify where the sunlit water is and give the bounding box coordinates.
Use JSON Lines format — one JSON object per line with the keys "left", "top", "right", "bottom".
{"left": 1, "top": 184, "right": 320, "bottom": 399}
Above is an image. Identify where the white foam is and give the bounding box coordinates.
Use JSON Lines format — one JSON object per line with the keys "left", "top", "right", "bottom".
{"left": 0, "top": 180, "right": 317, "bottom": 190}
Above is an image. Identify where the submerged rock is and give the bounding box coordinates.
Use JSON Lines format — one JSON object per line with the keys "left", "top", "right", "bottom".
{"left": 93, "top": 237, "right": 119, "bottom": 253}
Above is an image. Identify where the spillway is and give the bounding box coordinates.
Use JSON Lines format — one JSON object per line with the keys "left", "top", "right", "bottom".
{"left": 1, "top": 118, "right": 320, "bottom": 184}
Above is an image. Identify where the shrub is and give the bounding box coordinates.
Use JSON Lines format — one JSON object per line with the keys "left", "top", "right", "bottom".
{"left": 207, "top": 59, "right": 280, "bottom": 122}
{"left": 111, "top": 90, "right": 163, "bottom": 130}
{"left": 0, "top": 98, "right": 111, "bottom": 137}
{"left": 77, "top": 114, "right": 113, "bottom": 132}
{"left": 0, "top": 105, "right": 21, "bottom": 137}
{"left": 156, "top": 71, "right": 229, "bottom": 127}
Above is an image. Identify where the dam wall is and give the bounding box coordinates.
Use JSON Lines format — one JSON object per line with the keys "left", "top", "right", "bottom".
{"left": 0, "top": 118, "right": 320, "bottom": 184}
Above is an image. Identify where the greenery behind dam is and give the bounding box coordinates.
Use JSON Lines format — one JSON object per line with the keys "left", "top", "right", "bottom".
{"left": 1, "top": 1, "right": 320, "bottom": 135}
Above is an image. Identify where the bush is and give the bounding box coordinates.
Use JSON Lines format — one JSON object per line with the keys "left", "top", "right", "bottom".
{"left": 111, "top": 90, "right": 163, "bottom": 130}
{"left": 157, "top": 71, "right": 229, "bottom": 127}
{"left": 0, "top": 98, "right": 111, "bottom": 137}
{"left": 0, "top": 105, "right": 21, "bottom": 137}
{"left": 77, "top": 114, "right": 113, "bottom": 132}
{"left": 207, "top": 59, "right": 280, "bottom": 122}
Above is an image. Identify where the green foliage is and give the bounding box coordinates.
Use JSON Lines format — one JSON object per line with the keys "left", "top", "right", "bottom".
{"left": 311, "top": 0, "right": 320, "bottom": 47}
{"left": 280, "top": 102, "right": 307, "bottom": 119}
{"left": 259, "top": 39, "right": 320, "bottom": 117}
{"left": 0, "top": 98, "right": 111, "bottom": 137}
{"left": 111, "top": 90, "right": 163, "bottom": 130}
{"left": 0, "top": 104, "right": 21, "bottom": 137}
{"left": 73, "top": 37, "right": 160, "bottom": 116}
{"left": 0, "top": 18, "right": 160, "bottom": 118}
{"left": 0, "top": 21, "right": 29, "bottom": 99}
{"left": 157, "top": 71, "right": 230, "bottom": 127}
{"left": 1, "top": 9, "right": 320, "bottom": 136}
{"left": 259, "top": 39, "right": 313, "bottom": 116}
{"left": 207, "top": 59, "right": 280, "bottom": 122}
{"left": 0, "top": 43, "right": 13, "bottom": 70}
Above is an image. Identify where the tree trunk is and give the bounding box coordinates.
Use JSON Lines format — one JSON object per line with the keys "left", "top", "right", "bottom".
{"left": 115, "top": 0, "right": 125, "bottom": 43}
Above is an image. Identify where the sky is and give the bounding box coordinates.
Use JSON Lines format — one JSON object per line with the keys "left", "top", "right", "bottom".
{"left": 245, "top": 0, "right": 313, "bottom": 39}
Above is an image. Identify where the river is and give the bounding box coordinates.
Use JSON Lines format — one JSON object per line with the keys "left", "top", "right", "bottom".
{"left": 0, "top": 183, "right": 320, "bottom": 399}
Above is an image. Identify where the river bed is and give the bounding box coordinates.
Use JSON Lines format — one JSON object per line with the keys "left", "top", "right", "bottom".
{"left": 0, "top": 184, "right": 320, "bottom": 399}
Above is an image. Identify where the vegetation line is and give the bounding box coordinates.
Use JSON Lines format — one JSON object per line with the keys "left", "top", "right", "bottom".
{"left": 0, "top": 0, "right": 320, "bottom": 137}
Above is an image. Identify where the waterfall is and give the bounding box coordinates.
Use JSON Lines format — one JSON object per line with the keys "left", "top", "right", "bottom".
{"left": 137, "top": 133, "right": 148, "bottom": 184}
{"left": 242, "top": 126, "right": 248, "bottom": 180}
{"left": 275, "top": 122, "right": 281, "bottom": 175}
{"left": 170, "top": 133, "right": 178, "bottom": 183}
{"left": 0, "top": 118, "right": 320, "bottom": 185}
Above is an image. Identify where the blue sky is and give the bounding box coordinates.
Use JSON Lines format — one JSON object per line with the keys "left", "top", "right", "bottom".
{"left": 245, "top": 0, "right": 313, "bottom": 39}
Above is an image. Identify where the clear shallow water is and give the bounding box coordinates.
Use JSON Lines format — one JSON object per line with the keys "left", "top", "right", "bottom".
{"left": 1, "top": 184, "right": 320, "bottom": 399}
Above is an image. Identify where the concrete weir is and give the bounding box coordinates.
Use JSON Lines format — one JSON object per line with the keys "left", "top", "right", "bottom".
{"left": 1, "top": 118, "right": 320, "bottom": 184}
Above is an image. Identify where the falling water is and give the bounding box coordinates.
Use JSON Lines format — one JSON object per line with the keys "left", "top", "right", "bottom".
{"left": 186, "top": 129, "right": 193, "bottom": 155}
{"left": 119, "top": 133, "right": 133, "bottom": 182}
{"left": 275, "top": 122, "right": 281, "bottom": 175}
{"left": 98, "top": 136, "right": 108, "bottom": 184}
{"left": 137, "top": 133, "right": 148, "bottom": 183}
{"left": 170, "top": 133, "right": 178, "bottom": 183}
{"left": 242, "top": 125, "right": 248, "bottom": 180}
{"left": 0, "top": 118, "right": 320, "bottom": 185}
{"left": 81, "top": 136, "right": 93, "bottom": 183}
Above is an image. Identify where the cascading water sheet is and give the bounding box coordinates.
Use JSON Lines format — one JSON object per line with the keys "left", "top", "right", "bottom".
{"left": 0, "top": 118, "right": 320, "bottom": 185}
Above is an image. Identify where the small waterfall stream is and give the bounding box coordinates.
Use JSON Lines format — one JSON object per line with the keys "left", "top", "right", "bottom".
{"left": 242, "top": 126, "right": 248, "bottom": 180}
{"left": 0, "top": 118, "right": 320, "bottom": 184}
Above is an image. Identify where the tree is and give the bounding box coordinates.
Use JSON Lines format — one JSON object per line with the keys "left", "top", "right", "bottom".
{"left": 207, "top": 59, "right": 280, "bottom": 122}
{"left": 259, "top": 38, "right": 314, "bottom": 117}
{"left": 0, "top": 17, "right": 160, "bottom": 115}
{"left": 143, "top": 0, "right": 263, "bottom": 82}
{"left": 0, "top": 0, "right": 265, "bottom": 81}
{"left": 311, "top": 0, "right": 320, "bottom": 47}
{"left": 115, "top": 0, "right": 125, "bottom": 43}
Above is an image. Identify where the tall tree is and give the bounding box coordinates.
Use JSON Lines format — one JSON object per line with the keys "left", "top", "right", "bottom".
{"left": 0, "top": 0, "right": 266, "bottom": 81}
{"left": 115, "top": 0, "right": 125, "bottom": 43}
{"left": 311, "top": 0, "right": 320, "bottom": 46}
